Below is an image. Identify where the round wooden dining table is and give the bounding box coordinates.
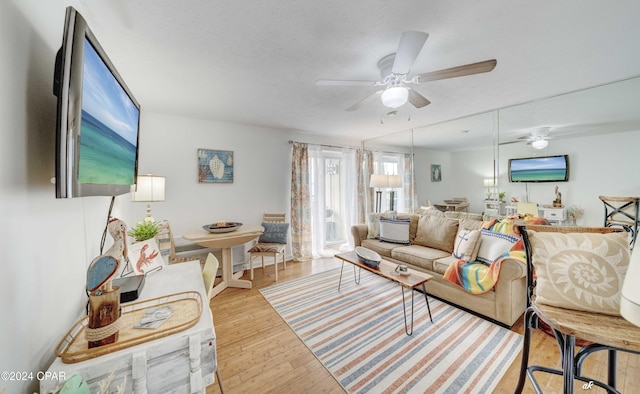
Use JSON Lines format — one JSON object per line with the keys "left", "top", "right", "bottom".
{"left": 183, "top": 223, "right": 264, "bottom": 298}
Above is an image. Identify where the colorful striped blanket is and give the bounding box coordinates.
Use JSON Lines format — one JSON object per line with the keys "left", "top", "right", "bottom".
{"left": 443, "top": 216, "right": 547, "bottom": 294}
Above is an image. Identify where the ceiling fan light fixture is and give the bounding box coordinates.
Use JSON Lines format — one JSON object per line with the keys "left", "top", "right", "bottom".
{"left": 531, "top": 138, "right": 549, "bottom": 149}
{"left": 381, "top": 86, "right": 408, "bottom": 108}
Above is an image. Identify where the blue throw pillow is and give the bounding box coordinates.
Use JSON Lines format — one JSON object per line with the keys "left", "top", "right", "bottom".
{"left": 259, "top": 222, "right": 289, "bottom": 244}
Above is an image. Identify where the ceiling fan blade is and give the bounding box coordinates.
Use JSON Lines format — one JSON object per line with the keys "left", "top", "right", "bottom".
{"left": 414, "top": 59, "right": 497, "bottom": 83}
{"left": 547, "top": 131, "right": 580, "bottom": 139}
{"left": 392, "top": 31, "right": 429, "bottom": 75}
{"left": 498, "top": 140, "right": 523, "bottom": 146}
{"left": 346, "top": 90, "right": 383, "bottom": 111}
{"left": 315, "top": 79, "right": 379, "bottom": 86}
{"left": 407, "top": 89, "right": 431, "bottom": 108}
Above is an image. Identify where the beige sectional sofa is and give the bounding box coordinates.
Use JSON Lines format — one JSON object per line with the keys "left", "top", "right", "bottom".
{"left": 351, "top": 210, "right": 527, "bottom": 327}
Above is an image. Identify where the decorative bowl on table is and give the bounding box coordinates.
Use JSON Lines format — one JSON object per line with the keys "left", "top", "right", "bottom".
{"left": 355, "top": 246, "right": 381, "bottom": 269}
{"left": 203, "top": 222, "right": 242, "bottom": 233}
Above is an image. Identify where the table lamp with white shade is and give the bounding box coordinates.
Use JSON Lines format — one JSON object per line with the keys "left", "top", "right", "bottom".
{"left": 131, "top": 174, "right": 165, "bottom": 221}
{"left": 370, "top": 174, "right": 403, "bottom": 212}
{"left": 483, "top": 178, "right": 496, "bottom": 200}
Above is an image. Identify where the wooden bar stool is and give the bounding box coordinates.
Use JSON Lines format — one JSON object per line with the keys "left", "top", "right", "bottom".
{"left": 515, "top": 225, "right": 640, "bottom": 393}
{"left": 599, "top": 196, "right": 640, "bottom": 250}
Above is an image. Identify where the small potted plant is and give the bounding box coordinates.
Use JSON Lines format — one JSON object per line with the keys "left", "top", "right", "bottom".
{"left": 128, "top": 219, "right": 160, "bottom": 242}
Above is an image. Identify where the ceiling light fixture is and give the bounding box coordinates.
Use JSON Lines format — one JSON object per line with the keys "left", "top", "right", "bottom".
{"left": 381, "top": 86, "right": 408, "bottom": 108}
{"left": 531, "top": 138, "right": 548, "bottom": 149}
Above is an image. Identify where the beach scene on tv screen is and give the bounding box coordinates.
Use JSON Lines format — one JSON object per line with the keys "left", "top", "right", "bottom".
{"left": 511, "top": 156, "right": 567, "bottom": 182}
{"left": 78, "top": 38, "right": 139, "bottom": 185}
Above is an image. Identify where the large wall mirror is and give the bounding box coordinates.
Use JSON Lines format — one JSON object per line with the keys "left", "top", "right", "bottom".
{"left": 364, "top": 75, "right": 640, "bottom": 226}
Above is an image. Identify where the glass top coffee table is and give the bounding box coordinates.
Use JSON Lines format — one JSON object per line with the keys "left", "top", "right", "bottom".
{"left": 335, "top": 251, "right": 433, "bottom": 335}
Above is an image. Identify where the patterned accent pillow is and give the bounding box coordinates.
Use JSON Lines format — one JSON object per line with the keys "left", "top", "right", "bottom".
{"left": 529, "top": 230, "right": 630, "bottom": 316}
{"left": 476, "top": 229, "right": 519, "bottom": 264}
{"left": 367, "top": 211, "right": 397, "bottom": 239}
{"left": 379, "top": 218, "right": 410, "bottom": 245}
{"left": 452, "top": 229, "right": 481, "bottom": 262}
{"left": 258, "top": 222, "right": 289, "bottom": 244}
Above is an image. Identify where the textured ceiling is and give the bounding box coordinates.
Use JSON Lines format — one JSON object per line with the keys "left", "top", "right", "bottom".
{"left": 17, "top": 0, "right": 640, "bottom": 145}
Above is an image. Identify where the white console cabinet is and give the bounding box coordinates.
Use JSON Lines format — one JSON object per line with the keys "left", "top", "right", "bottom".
{"left": 540, "top": 206, "right": 567, "bottom": 225}
{"left": 40, "top": 261, "right": 217, "bottom": 394}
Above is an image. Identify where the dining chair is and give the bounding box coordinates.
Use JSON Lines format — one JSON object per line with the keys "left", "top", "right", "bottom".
{"left": 248, "top": 213, "right": 288, "bottom": 281}
{"left": 158, "top": 221, "right": 205, "bottom": 265}
{"left": 202, "top": 253, "right": 219, "bottom": 300}
{"left": 599, "top": 196, "right": 640, "bottom": 250}
{"left": 201, "top": 253, "right": 225, "bottom": 392}
{"left": 515, "top": 224, "right": 640, "bottom": 393}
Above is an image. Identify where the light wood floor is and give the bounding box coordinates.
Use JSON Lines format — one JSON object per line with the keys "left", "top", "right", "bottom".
{"left": 206, "top": 258, "right": 639, "bottom": 393}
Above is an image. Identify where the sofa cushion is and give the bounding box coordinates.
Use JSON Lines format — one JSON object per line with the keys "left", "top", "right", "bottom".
{"left": 414, "top": 215, "right": 459, "bottom": 253}
{"left": 458, "top": 218, "right": 484, "bottom": 231}
{"left": 361, "top": 238, "right": 397, "bottom": 259}
{"left": 433, "top": 255, "right": 460, "bottom": 275}
{"left": 391, "top": 245, "right": 449, "bottom": 271}
{"left": 529, "top": 230, "right": 630, "bottom": 316}
{"left": 476, "top": 229, "right": 519, "bottom": 264}
{"left": 452, "top": 229, "right": 481, "bottom": 262}
{"left": 444, "top": 211, "right": 484, "bottom": 221}
{"left": 379, "top": 217, "right": 410, "bottom": 245}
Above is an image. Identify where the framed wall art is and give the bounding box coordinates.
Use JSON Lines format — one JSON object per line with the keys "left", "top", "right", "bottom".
{"left": 431, "top": 164, "right": 442, "bottom": 182}
{"left": 198, "top": 149, "right": 234, "bottom": 183}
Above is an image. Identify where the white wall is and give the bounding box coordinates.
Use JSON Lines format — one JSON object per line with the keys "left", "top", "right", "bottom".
{"left": 414, "top": 147, "right": 494, "bottom": 211}
{"left": 135, "top": 111, "right": 292, "bottom": 236}
{"left": 440, "top": 130, "right": 640, "bottom": 225}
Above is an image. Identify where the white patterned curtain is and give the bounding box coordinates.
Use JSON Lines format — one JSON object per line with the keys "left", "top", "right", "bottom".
{"left": 290, "top": 142, "right": 312, "bottom": 260}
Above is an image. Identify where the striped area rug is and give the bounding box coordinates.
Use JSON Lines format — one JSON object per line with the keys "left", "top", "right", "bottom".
{"left": 260, "top": 267, "right": 522, "bottom": 393}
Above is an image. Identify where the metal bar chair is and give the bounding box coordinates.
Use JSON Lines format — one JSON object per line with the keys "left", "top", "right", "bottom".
{"left": 514, "top": 225, "right": 640, "bottom": 394}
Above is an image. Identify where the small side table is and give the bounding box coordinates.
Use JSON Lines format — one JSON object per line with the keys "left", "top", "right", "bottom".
{"left": 540, "top": 206, "right": 566, "bottom": 225}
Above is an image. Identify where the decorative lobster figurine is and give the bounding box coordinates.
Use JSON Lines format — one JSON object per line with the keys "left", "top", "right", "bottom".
{"left": 87, "top": 218, "right": 129, "bottom": 293}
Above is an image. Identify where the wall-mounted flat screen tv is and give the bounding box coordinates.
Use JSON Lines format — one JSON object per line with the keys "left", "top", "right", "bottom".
{"left": 508, "top": 155, "right": 569, "bottom": 183}
{"left": 53, "top": 7, "right": 140, "bottom": 198}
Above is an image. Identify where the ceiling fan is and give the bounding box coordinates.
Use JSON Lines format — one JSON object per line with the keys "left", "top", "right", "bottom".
{"left": 501, "top": 127, "right": 578, "bottom": 149}
{"left": 315, "top": 31, "right": 497, "bottom": 111}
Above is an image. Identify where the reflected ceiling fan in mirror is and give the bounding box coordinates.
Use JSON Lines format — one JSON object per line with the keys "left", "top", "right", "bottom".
{"left": 315, "top": 31, "right": 497, "bottom": 111}
{"left": 501, "top": 127, "right": 578, "bottom": 149}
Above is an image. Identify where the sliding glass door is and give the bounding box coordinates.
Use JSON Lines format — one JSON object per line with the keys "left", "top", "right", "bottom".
{"left": 308, "top": 145, "right": 358, "bottom": 256}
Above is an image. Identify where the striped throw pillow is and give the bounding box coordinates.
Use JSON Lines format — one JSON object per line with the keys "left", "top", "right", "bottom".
{"left": 379, "top": 218, "right": 411, "bottom": 245}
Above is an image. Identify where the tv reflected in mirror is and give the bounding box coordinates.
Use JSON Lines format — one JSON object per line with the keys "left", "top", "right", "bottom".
{"left": 508, "top": 155, "right": 569, "bottom": 183}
